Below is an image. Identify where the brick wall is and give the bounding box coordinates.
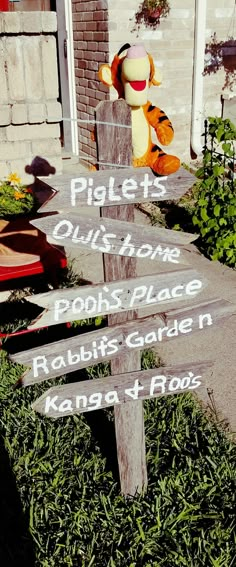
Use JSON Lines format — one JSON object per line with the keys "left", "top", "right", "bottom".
{"left": 72, "top": 0, "right": 109, "bottom": 165}
{"left": 0, "top": 11, "right": 62, "bottom": 183}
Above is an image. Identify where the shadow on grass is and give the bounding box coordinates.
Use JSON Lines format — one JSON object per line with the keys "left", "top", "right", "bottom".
{"left": 0, "top": 436, "right": 35, "bottom": 566}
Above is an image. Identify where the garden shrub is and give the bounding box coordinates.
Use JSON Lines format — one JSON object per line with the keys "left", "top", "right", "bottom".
{"left": 193, "top": 117, "right": 236, "bottom": 267}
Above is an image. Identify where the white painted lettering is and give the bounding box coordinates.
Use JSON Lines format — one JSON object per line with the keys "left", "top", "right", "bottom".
{"left": 172, "top": 285, "right": 184, "bottom": 298}
{"left": 189, "top": 374, "right": 202, "bottom": 389}
{"left": 178, "top": 318, "right": 193, "bottom": 333}
{"left": 122, "top": 178, "right": 137, "bottom": 199}
{"left": 71, "top": 177, "right": 87, "bottom": 206}
{"left": 125, "top": 379, "right": 144, "bottom": 400}
{"left": 119, "top": 233, "right": 135, "bottom": 257}
{"left": 67, "top": 350, "right": 80, "bottom": 366}
{"left": 105, "top": 391, "right": 120, "bottom": 405}
{"left": 157, "top": 288, "right": 171, "bottom": 302}
{"left": 169, "top": 377, "right": 181, "bottom": 391}
{"left": 108, "top": 177, "right": 120, "bottom": 202}
{"left": 150, "top": 375, "right": 166, "bottom": 395}
{"left": 107, "top": 338, "right": 119, "bottom": 355}
{"left": 151, "top": 176, "right": 167, "bottom": 198}
{"left": 93, "top": 185, "right": 106, "bottom": 206}
{"left": 85, "top": 296, "right": 97, "bottom": 314}
{"left": 76, "top": 395, "right": 87, "bottom": 408}
{"left": 180, "top": 375, "right": 191, "bottom": 389}
{"left": 51, "top": 356, "right": 66, "bottom": 371}
{"left": 140, "top": 173, "right": 153, "bottom": 198}
{"left": 45, "top": 395, "right": 58, "bottom": 413}
{"left": 33, "top": 356, "right": 49, "bottom": 378}
{"left": 88, "top": 392, "right": 102, "bottom": 410}
{"left": 136, "top": 243, "right": 153, "bottom": 258}
{"left": 52, "top": 220, "right": 73, "bottom": 240}
{"left": 126, "top": 331, "right": 144, "bottom": 348}
{"left": 198, "top": 313, "right": 212, "bottom": 329}
{"left": 110, "top": 288, "right": 123, "bottom": 310}
{"left": 80, "top": 346, "right": 93, "bottom": 362}
{"left": 129, "top": 285, "right": 147, "bottom": 307}
{"left": 54, "top": 299, "right": 70, "bottom": 321}
{"left": 186, "top": 279, "right": 202, "bottom": 295}
{"left": 72, "top": 296, "right": 84, "bottom": 314}
{"left": 58, "top": 399, "right": 73, "bottom": 413}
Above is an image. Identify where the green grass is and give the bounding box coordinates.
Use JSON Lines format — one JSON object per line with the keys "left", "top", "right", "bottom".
{"left": 0, "top": 349, "right": 235, "bottom": 567}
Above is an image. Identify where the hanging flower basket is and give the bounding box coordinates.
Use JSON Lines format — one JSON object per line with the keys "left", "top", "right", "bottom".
{"left": 221, "top": 40, "right": 236, "bottom": 71}
{"left": 132, "top": 0, "right": 170, "bottom": 32}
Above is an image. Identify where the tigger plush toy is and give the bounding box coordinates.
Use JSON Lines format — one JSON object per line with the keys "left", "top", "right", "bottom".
{"left": 98, "top": 43, "right": 180, "bottom": 176}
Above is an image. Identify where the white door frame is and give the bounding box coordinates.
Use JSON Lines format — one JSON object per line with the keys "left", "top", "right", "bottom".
{"left": 56, "top": 0, "right": 78, "bottom": 155}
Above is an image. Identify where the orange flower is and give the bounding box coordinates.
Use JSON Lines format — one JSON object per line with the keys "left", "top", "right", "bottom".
{"left": 8, "top": 172, "right": 22, "bottom": 185}
{"left": 14, "top": 191, "right": 25, "bottom": 200}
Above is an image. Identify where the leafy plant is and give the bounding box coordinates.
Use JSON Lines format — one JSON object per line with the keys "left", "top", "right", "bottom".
{"left": 0, "top": 173, "right": 37, "bottom": 218}
{"left": 204, "top": 33, "right": 236, "bottom": 91}
{"left": 192, "top": 117, "right": 236, "bottom": 267}
{"left": 131, "top": 0, "right": 170, "bottom": 32}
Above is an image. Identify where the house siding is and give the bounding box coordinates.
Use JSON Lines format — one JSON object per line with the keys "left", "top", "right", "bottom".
{"left": 0, "top": 11, "right": 62, "bottom": 182}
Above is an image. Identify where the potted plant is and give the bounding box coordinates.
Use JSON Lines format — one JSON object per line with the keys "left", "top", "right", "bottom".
{"left": 204, "top": 33, "right": 236, "bottom": 91}
{"left": 0, "top": 172, "right": 37, "bottom": 219}
{"left": 132, "top": 0, "right": 170, "bottom": 32}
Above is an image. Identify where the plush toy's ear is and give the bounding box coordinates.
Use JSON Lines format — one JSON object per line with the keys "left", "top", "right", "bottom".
{"left": 148, "top": 53, "right": 162, "bottom": 86}
{"left": 98, "top": 64, "right": 113, "bottom": 87}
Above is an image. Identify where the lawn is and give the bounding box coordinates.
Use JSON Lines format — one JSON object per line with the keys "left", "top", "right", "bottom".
{"left": 0, "top": 347, "right": 235, "bottom": 567}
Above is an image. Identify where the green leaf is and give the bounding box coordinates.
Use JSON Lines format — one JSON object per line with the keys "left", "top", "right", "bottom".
{"left": 214, "top": 204, "right": 221, "bottom": 216}
{"left": 201, "top": 208, "right": 209, "bottom": 222}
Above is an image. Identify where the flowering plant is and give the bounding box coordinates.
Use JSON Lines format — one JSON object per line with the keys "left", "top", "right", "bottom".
{"left": 0, "top": 173, "right": 37, "bottom": 218}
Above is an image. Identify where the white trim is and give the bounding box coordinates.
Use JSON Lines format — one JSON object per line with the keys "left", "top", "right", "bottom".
{"left": 64, "top": 1, "right": 79, "bottom": 155}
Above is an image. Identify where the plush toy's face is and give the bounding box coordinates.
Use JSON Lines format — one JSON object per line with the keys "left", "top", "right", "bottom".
{"left": 121, "top": 45, "right": 151, "bottom": 106}
{"left": 98, "top": 43, "right": 162, "bottom": 107}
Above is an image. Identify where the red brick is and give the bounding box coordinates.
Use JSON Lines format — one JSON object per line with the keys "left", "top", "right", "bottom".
{"left": 88, "top": 97, "right": 98, "bottom": 107}
{"left": 73, "top": 32, "right": 84, "bottom": 40}
{"left": 83, "top": 11, "right": 94, "bottom": 22}
{"left": 77, "top": 60, "right": 87, "bottom": 69}
{"left": 86, "top": 22, "right": 97, "bottom": 31}
{"left": 76, "top": 41, "right": 87, "bottom": 50}
{"left": 77, "top": 102, "right": 87, "bottom": 112}
{"left": 87, "top": 61, "right": 99, "bottom": 71}
{"left": 93, "top": 11, "right": 104, "bottom": 21}
{"left": 80, "top": 98, "right": 90, "bottom": 108}
{"left": 86, "top": 70, "right": 96, "bottom": 80}
{"left": 88, "top": 41, "right": 98, "bottom": 51}
{"left": 75, "top": 69, "right": 84, "bottom": 78}
{"left": 84, "top": 31, "right": 94, "bottom": 40}
{"left": 80, "top": 78, "right": 88, "bottom": 88}
{"left": 97, "top": 21, "right": 107, "bottom": 31}
{"left": 98, "top": 42, "right": 108, "bottom": 52}
{"left": 93, "top": 31, "right": 105, "bottom": 41}
{"left": 94, "top": 52, "right": 107, "bottom": 62}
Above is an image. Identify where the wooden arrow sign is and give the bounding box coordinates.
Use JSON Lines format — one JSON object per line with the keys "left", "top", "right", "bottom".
{"left": 31, "top": 361, "right": 212, "bottom": 418}
{"left": 30, "top": 213, "right": 197, "bottom": 266}
{"left": 26, "top": 268, "right": 206, "bottom": 329}
{"left": 37, "top": 167, "right": 196, "bottom": 212}
{"left": 11, "top": 298, "right": 235, "bottom": 387}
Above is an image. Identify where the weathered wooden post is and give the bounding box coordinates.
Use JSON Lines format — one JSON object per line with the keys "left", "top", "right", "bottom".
{"left": 96, "top": 99, "right": 148, "bottom": 495}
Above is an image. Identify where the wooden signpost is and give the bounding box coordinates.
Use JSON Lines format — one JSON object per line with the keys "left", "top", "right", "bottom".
{"left": 30, "top": 212, "right": 196, "bottom": 266}
{"left": 37, "top": 166, "right": 197, "bottom": 212}
{"left": 32, "top": 361, "right": 212, "bottom": 418}
{"left": 11, "top": 298, "right": 235, "bottom": 387}
{"left": 9, "top": 100, "right": 235, "bottom": 496}
{"left": 25, "top": 268, "right": 206, "bottom": 328}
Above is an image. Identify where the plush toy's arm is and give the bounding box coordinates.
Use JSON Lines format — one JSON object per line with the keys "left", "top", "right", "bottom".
{"left": 144, "top": 102, "right": 174, "bottom": 146}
